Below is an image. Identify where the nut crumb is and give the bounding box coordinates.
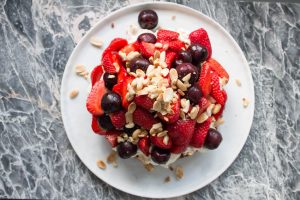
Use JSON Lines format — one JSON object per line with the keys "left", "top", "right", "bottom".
{"left": 144, "top": 163, "right": 154, "bottom": 172}
{"left": 107, "top": 151, "right": 117, "bottom": 165}
{"left": 96, "top": 160, "right": 106, "bottom": 169}
{"left": 111, "top": 22, "right": 115, "bottom": 28}
{"left": 175, "top": 166, "right": 184, "bottom": 180}
{"left": 75, "top": 64, "right": 89, "bottom": 79}
{"left": 69, "top": 89, "right": 79, "bottom": 99}
{"left": 172, "top": 15, "right": 176, "bottom": 20}
{"left": 164, "top": 176, "right": 171, "bottom": 183}
{"left": 89, "top": 37, "right": 103, "bottom": 48}
{"left": 169, "top": 166, "right": 174, "bottom": 171}
{"left": 242, "top": 98, "right": 250, "bottom": 108}
{"left": 235, "top": 79, "right": 242, "bottom": 87}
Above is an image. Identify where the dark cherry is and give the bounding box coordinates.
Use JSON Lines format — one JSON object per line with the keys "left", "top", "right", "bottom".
{"left": 103, "top": 73, "right": 117, "bottom": 90}
{"left": 101, "top": 92, "right": 122, "bottom": 113}
{"left": 176, "top": 63, "right": 199, "bottom": 85}
{"left": 138, "top": 9, "right": 158, "bottom": 29}
{"left": 188, "top": 44, "right": 208, "bottom": 66}
{"left": 137, "top": 33, "right": 157, "bottom": 44}
{"left": 175, "top": 50, "right": 192, "bottom": 66}
{"left": 204, "top": 128, "right": 223, "bottom": 150}
{"left": 129, "top": 57, "right": 150, "bottom": 73}
{"left": 186, "top": 85, "right": 202, "bottom": 104}
{"left": 97, "top": 114, "right": 114, "bottom": 130}
{"left": 124, "top": 124, "right": 140, "bottom": 136}
{"left": 151, "top": 147, "right": 170, "bottom": 164}
{"left": 117, "top": 141, "right": 138, "bottom": 159}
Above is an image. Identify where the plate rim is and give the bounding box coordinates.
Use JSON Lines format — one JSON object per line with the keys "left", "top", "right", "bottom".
{"left": 60, "top": 1, "right": 255, "bottom": 198}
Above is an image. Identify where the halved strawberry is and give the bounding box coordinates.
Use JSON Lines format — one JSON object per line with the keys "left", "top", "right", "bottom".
{"left": 91, "top": 116, "right": 106, "bottom": 135}
{"left": 198, "top": 62, "right": 211, "bottom": 96}
{"left": 102, "top": 51, "right": 117, "bottom": 73}
{"left": 170, "top": 143, "right": 188, "bottom": 154}
{"left": 157, "top": 29, "right": 179, "bottom": 41}
{"left": 198, "top": 97, "right": 211, "bottom": 114}
{"left": 140, "top": 42, "right": 155, "bottom": 58}
{"left": 86, "top": 80, "right": 107, "bottom": 116}
{"left": 206, "top": 58, "right": 229, "bottom": 80}
{"left": 211, "top": 73, "right": 226, "bottom": 105}
{"left": 167, "top": 119, "right": 196, "bottom": 145}
{"left": 112, "top": 75, "right": 134, "bottom": 108}
{"left": 190, "top": 117, "right": 212, "bottom": 148}
{"left": 134, "top": 95, "right": 154, "bottom": 110}
{"left": 158, "top": 98, "right": 180, "bottom": 124}
{"left": 213, "top": 91, "right": 227, "bottom": 120}
{"left": 168, "top": 40, "right": 185, "bottom": 52}
{"left": 165, "top": 51, "right": 177, "bottom": 68}
{"left": 107, "top": 38, "right": 128, "bottom": 51}
{"left": 120, "top": 41, "right": 140, "bottom": 55}
{"left": 91, "top": 65, "right": 104, "bottom": 86}
{"left": 138, "top": 137, "right": 150, "bottom": 156}
{"left": 110, "top": 110, "right": 126, "bottom": 129}
{"left": 150, "top": 135, "right": 172, "bottom": 149}
{"left": 189, "top": 28, "right": 212, "bottom": 58}
{"left": 105, "top": 133, "right": 120, "bottom": 147}
{"left": 132, "top": 107, "right": 159, "bottom": 130}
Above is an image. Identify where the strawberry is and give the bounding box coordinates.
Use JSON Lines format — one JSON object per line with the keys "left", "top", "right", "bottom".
{"left": 107, "top": 38, "right": 128, "bottom": 51}
{"left": 157, "top": 29, "right": 179, "bottom": 41}
{"left": 168, "top": 40, "right": 185, "bottom": 52}
{"left": 91, "top": 65, "right": 104, "bottom": 86}
{"left": 189, "top": 28, "right": 212, "bottom": 58}
{"left": 167, "top": 119, "right": 196, "bottom": 145}
{"left": 140, "top": 42, "right": 155, "bottom": 58}
{"left": 206, "top": 58, "right": 229, "bottom": 80}
{"left": 86, "top": 80, "right": 107, "bottom": 116}
{"left": 110, "top": 110, "right": 126, "bottom": 129}
{"left": 105, "top": 133, "right": 120, "bottom": 147}
{"left": 158, "top": 98, "right": 180, "bottom": 123}
{"left": 211, "top": 73, "right": 226, "bottom": 105}
{"left": 117, "top": 65, "right": 127, "bottom": 81}
{"left": 112, "top": 76, "right": 134, "bottom": 108}
{"left": 170, "top": 143, "right": 188, "bottom": 154}
{"left": 198, "top": 62, "right": 211, "bottom": 96}
{"left": 132, "top": 107, "right": 159, "bottom": 130}
{"left": 138, "top": 137, "right": 151, "bottom": 156}
{"left": 165, "top": 51, "right": 177, "bottom": 68}
{"left": 120, "top": 41, "right": 140, "bottom": 55}
{"left": 190, "top": 117, "right": 212, "bottom": 148}
{"left": 213, "top": 91, "right": 227, "bottom": 120}
{"left": 198, "top": 97, "right": 211, "bottom": 113}
{"left": 102, "top": 51, "right": 119, "bottom": 73}
{"left": 91, "top": 116, "right": 106, "bottom": 135}
{"left": 134, "top": 95, "right": 154, "bottom": 110}
{"left": 150, "top": 135, "right": 172, "bottom": 149}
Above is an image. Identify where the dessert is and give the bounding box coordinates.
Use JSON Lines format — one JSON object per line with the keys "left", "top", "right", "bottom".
{"left": 86, "top": 9, "right": 229, "bottom": 167}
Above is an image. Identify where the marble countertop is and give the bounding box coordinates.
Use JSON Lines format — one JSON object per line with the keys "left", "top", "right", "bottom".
{"left": 0, "top": 0, "right": 299, "bottom": 199}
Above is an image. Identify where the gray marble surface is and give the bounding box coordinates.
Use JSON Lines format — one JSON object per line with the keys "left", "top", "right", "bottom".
{"left": 0, "top": 0, "right": 299, "bottom": 199}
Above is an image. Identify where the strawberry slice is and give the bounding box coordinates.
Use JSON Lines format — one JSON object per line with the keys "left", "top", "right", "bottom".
{"left": 167, "top": 119, "right": 196, "bottom": 145}
{"left": 150, "top": 135, "right": 172, "bottom": 149}
{"left": 138, "top": 137, "right": 150, "bottom": 156}
{"left": 190, "top": 117, "right": 212, "bottom": 148}
{"left": 198, "top": 97, "right": 211, "bottom": 114}
{"left": 134, "top": 95, "right": 154, "bottom": 110}
{"left": 157, "top": 29, "right": 179, "bottom": 41}
{"left": 91, "top": 116, "right": 106, "bottom": 135}
{"left": 206, "top": 58, "right": 229, "bottom": 80}
{"left": 158, "top": 98, "right": 180, "bottom": 124}
{"left": 102, "top": 51, "right": 117, "bottom": 73}
{"left": 189, "top": 28, "right": 212, "bottom": 58}
{"left": 117, "top": 65, "right": 128, "bottom": 81}
{"left": 120, "top": 41, "right": 140, "bottom": 55}
{"left": 112, "top": 75, "right": 134, "bottom": 108}
{"left": 107, "top": 38, "right": 128, "bottom": 51}
{"left": 165, "top": 51, "right": 177, "bottom": 68}
{"left": 170, "top": 143, "right": 188, "bottom": 154}
{"left": 213, "top": 91, "right": 227, "bottom": 120}
{"left": 211, "top": 73, "right": 226, "bottom": 105}
{"left": 105, "top": 132, "right": 120, "bottom": 147}
{"left": 140, "top": 42, "right": 155, "bottom": 58}
{"left": 91, "top": 65, "right": 104, "bottom": 86}
{"left": 86, "top": 80, "right": 107, "bottom": 116}
{"left": 132, "top": 107, "right": 159, "bottom": 130}
{"left": 110, "top": 110, "right": 126, "bottom": 129}
{"left": 198, "top": 62, "right": 211, "bottom": 96}
{"left": 168, "top": 40, "right": 185, "bottom": 52}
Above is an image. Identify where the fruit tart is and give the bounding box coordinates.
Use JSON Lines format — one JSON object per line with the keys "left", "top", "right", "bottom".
{"left": 86, "top": 9, "right": 229, "bottom": 167}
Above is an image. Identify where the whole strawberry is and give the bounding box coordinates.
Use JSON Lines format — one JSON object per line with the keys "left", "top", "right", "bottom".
{"left": 189, "top": 28, "right": 212, "bottom": 58}
{"left": 167, "top": 119, "right": 196, "bottom": 146}
{"left": 190, "top": 117, "right": 212, "bottom": 148}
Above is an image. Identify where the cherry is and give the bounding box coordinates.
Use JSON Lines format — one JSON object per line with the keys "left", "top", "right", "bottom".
{"left": 204, "top": 128, "right": 223, "bottom": 149}
{"left": 138, "top": 10, "right": 158, "bottom": 29}
{"left": 101, "top": 92, "right": 122, "bottom": 113}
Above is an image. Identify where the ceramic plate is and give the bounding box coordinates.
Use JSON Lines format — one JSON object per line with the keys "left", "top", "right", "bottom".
{"left": 61, "top": 2, "right": 254, "bottom": 198}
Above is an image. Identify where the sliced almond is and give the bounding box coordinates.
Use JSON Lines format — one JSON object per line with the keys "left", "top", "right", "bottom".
{"left": 125, "top": 112, "right": 133, "bottom": 123}
{"left": 160, "top": 61, "right": 167, "bottom": 68}
{"left": 155, "top": 42, "right": 163, "bottom": 48}
{"left": 177, "top": 79, "right": 187, "bottom": 91}
{"left": 153, "top": 101, "right": 162, "bottom": 112}
{"left": 107, "top": 151, "right": 117, "bottom": 164}
{"left": 177, "top": 89, "right": 185, "bottom": 96}
{"left": 146, "top": 65, "right": 155, "bottom": 75}
{"left": 197, "top": 112, "right": 209, "bottom": 123}
{"left": 144, "top": 163, "right": 154, "bottom": 172}
{"left": 96, "top": 160, "right": 106, "bottom": 169}
{"left": 169, "top": 68, "right": 178, "bottom": 83}
{"left": 182, "top": 100, "right": 190, "bottom": 113}
{"left": 160, "top": 51, "right": 166, "bottom": 63}
{"left": 180, "top": 109, "right": 185, "bottom": 119}
{"left": 235, "top": 79, "right": 242, "bottom": 87}
{"left": 125, "top": 93, "right": 134, "bottom": 101}
{"left": 215, "top": 117, "right": 224, "bottom": 127}
{"left": 157, "top": 131, "right": 167, "bottom": 137}
{"left": 127, "top": 51, "right": 140, "bottom": 61}
{"left": 136, "top": 69, "right": 145, "bottom": 77}
{"left": 161, "top": 68, "right": 169, "bottom": 77}
{"left": 189, "top": 105, "right": 199, "bottom": 120}
{"left": 132, "top": 129, "right": 142, "bottom": 139}
{"left": 117, "top": 136, "right": 124, "bottom": 143}
{"left": 212, "top": 104, "right": 221, "bottom": 114}
{"left": 89, "top": 37, "right": 103, "bottom": 48}
{"left": 153, "top": 50, "right": 160, "bottom": 61}
{"left": 182, "top": 73, "right": 191, "bottom": 83}
{"left": 163, "top": 135, "right": 169, "bottom": 145}
{"left": 152, "top": 123, "right": 162, "bottom": 129}
{"left": 175, "top": 166, "right": 184, "bottom": 180}
{"left": 69, "top": 89, "right": 79, "bottom": 99}
{"left": 206, "top": 103, "right": 215, "bottom": 116}
{"left": 125, "top": 122, "right": 135, "bottom": 129}
{"left": 128, "top": 102, "right": 136, "bottom": 114}
{"left": 163, "top": 88, "right": 174, "bottom": 102}
{"left": 113, "top": 62, "right": 120, "bottom": 72}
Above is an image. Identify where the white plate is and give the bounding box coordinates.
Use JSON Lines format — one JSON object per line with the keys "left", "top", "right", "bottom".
{"left": 61, "top": 2, "right": 254, "bottom": 198}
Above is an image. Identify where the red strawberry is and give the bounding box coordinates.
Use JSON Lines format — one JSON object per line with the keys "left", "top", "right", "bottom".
{"left": 120, "top": 42, "right": 140, "bottom": 55}
{"left": 170, "top": 143, "right": 188, "bottom": 154}
{"left": 91, "top": 116, "right": 106, "bottom": 135}
{"left": 134, "top": 95, "right": 154, "bottom": 110}
{"left": 138, "top": 137, "right": 151, "bottom": 156}
{"left": 107, "top": 38, "right": 128, "bottom": 51}
{"left": 157, "top": 29, "right": 179, "bottom": 41}
{"left": 150, "top": 135, "right": 172, "bottom": 149}
{"left": 168, "top": 40, "right": 185, "bottom": 52}
{"left": 167, "top": 119, "right": 196, "bottom": 145}
{"left": 86, "top": 80, "right": 107, "bottom": 116}
{"left": 102, "top": 51, "right": 118, "bottom": 73}
{"left": 91, "top": 65, "right": 104, "bottom": 86}
{"left": 213, "top": 91, "right": 227, "bottom": 120}
{"left": 211, "top": 73, "right": 226, "bottom": 105}
{"left": 199, "top": 62, "right": 211, "bottom": 96}
{"left": 165, "top": 51, "right": 177, "bottom": 68}
{"left": 198, "top": 97, "right": 211, "bottom": 114}
{"left": 140, "top": 42, "right": 155, "bottom": 58}
{"left": 206, "top": 58, "right": 229, "bottom": 80}
{"left": 112, "top": 76, "right": 134, "bottom": 108}
{"left": 110, "top": 110, "right": 126, "bottom": 129}
{"left": 132, "top": 107, "right": 159, "bottom": 130}
{"left": 158, "top": 98, "right": 180, "bottom": 123}
{"left": 105, "top": 133, "right": 119, "bottom": 147}
{"left": 189, "top": 28, "right": 212, "bottom": 58}
{"left": 190, "top": 117, "right": 212, "bottom": 148}
{"left": 117, "top": 65, "right": 127, "bottom": 81}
